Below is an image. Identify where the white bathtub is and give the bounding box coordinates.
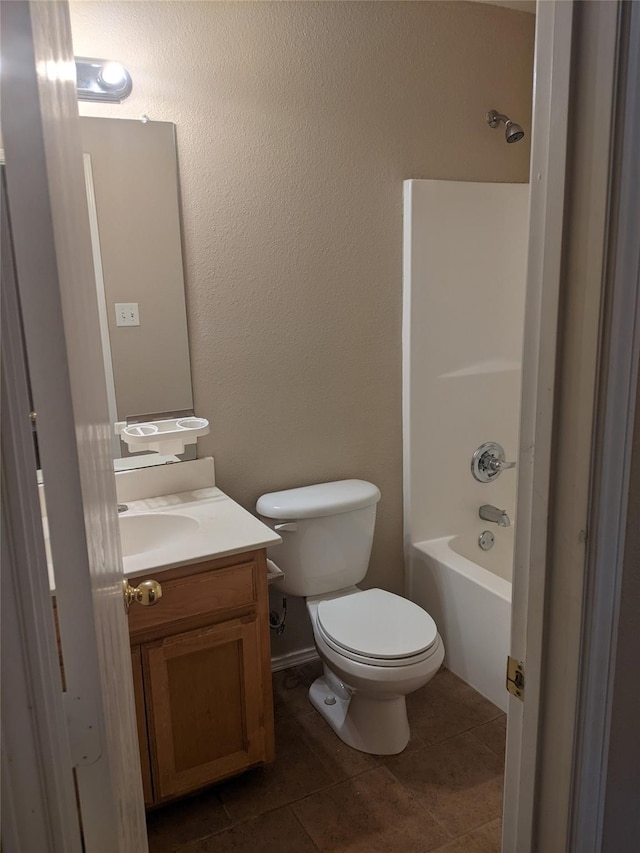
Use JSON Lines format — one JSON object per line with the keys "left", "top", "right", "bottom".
{"left": 407, "top": 536, "right": 511, "bottom": 711}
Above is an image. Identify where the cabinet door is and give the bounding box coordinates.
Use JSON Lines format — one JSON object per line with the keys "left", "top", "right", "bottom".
{"left": 144, "top": 617, "right": 266, "bottom": 800}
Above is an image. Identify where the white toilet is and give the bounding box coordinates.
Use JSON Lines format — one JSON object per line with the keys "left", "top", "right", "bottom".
{"left": 257, "top": 479, "right": 444, "bottom": 755}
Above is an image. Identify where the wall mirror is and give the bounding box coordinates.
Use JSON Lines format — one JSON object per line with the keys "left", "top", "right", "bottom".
{"left": 80, "top": 117, "right": 193, "bottom": 467}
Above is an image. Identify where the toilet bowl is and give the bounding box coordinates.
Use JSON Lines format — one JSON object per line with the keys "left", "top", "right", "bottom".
{"left": 256, "top": 479, "right": 444, "bottom": 755}
{"left": 306, "top": 588, "right": 444, "bottom": 754}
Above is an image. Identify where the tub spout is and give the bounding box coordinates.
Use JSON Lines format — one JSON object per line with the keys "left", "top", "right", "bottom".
{"left": 479, "top": 504, "right": 511, "bottom": 527}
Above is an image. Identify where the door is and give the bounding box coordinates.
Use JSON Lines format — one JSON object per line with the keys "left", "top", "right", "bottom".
{"left": 2, "top": 165, "right": 83, "bottom": 852}
{"left": 1, "top": 1, "right": 147, "bottom": 849}
{"left": 145, "top": 617, "right": 265, "bottom": 800}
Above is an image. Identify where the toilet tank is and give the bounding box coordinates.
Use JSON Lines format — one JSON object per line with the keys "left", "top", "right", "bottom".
{"left": 256, "top": 480, "right": 381, "bottom": 598}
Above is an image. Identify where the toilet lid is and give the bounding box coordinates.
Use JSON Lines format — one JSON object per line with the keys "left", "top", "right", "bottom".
{"left": 316, "top": 588, "right": 438, "bottom": 660}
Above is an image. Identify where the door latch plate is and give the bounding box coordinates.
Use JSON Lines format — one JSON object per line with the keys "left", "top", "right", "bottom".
{"left": 506, "top": 656, "right": 525, "bottom": 700}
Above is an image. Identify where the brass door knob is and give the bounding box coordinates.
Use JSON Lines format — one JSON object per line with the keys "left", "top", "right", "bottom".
{"left": 123, "top": 579, "right": 163, "bottom": 612}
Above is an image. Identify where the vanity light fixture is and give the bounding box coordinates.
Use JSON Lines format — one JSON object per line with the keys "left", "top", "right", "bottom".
{"left": 75, "top": 57, "right": 133, "bottom": 103}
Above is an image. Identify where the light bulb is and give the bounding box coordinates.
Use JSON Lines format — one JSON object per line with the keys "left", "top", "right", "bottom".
{"left": 98, "top": 62, "right": 127, "bottom": 89}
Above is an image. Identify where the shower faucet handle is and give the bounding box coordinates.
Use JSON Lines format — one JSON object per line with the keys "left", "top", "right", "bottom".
{"left": 489, "top": 458, "right": 516, "bottom": 473}
{"left": 471, "top": 442, "right": 516, "bottom": 483}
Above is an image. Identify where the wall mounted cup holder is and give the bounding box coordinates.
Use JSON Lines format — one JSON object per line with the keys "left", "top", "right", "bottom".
{"left": 115, "top": 415, "right": 209, "bottom": 456}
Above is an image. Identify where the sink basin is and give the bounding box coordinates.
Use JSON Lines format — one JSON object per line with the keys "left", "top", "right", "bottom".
{"left": 119, "top": 512, "right": 200, "bottom": 557}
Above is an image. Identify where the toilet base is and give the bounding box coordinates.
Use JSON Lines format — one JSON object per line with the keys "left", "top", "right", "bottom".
{"left": 309, "top": 675, "right": 410, "bottom": 755}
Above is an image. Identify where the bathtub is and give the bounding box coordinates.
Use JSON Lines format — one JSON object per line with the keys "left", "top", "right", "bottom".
{"left": 407, "top": 536, "right": 511, "bottom": 711}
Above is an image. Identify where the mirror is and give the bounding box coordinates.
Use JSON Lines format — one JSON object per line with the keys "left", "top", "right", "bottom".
{"left": 79, "top": 117, "right": 193, "bottom": 466}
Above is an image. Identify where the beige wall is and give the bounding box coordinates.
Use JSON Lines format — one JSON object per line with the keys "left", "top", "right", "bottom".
{"left": 70, "top": 1, "right": 534, "bottom": 605}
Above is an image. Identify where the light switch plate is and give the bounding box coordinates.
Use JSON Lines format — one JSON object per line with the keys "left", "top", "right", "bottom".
{"left": 115, "top": 302, "right": 140, "bottom": 327}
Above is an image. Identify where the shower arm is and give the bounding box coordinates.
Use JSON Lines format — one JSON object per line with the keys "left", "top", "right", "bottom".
{"left": 487, "top": 110, "right": 509, "bottom": 128}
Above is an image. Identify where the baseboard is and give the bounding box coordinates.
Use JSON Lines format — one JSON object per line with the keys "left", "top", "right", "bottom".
{"left": 270, "top": 646, "right": 319, "bottom": 673}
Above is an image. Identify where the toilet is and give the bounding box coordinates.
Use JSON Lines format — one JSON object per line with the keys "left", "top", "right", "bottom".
{"left": 256, "top": 479, "right": 444, "bottom": 755}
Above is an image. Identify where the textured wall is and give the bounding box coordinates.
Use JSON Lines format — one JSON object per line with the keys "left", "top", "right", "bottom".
{"left": 70, "top": 2, "right": 534, "bottom": 616}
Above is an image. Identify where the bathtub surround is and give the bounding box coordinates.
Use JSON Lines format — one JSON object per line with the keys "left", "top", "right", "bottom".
{"left": 403, "top": 180, "right": 529, "bottom": 707}
{"left": 69, "top": 1, "right": 535, "bottom": 660}
{"left": 403, "top": 180, "right": 529, "bottom": 577}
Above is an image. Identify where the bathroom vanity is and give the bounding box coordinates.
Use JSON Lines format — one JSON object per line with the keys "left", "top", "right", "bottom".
{"left": 128, "top": 546, "right": 274, "bottom": 806}
{"left": 114, "top": 462, "right": 282, "bottom": 806}
{"left": 47, "top": 459, "right": 282, "bottom": 808}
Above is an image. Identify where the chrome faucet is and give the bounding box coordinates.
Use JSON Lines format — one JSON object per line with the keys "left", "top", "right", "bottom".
{"left": 479, "top": 504, "right": 511, "bottom": 527}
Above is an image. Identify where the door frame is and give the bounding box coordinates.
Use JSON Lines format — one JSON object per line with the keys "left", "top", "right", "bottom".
{"left": 505, "top": 1, "right": 632, "bottom": 850}
{"left": 502, "top": 0, "right": 574, "bottom": 845}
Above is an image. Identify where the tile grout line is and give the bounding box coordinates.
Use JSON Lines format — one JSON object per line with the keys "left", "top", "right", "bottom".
{"left": 428, "top": 816, "right": 504, "bottom": 853}
{"left": 215, "top": 765, "right": 378, "bottom": 833}
{"left": 202, "top": 789, "right": 346, "bottom": 848}
{"left": 365, "top": 759, "right": 460, "bottom": 847}
{"left": 288, "top": 804, "right": 324, "bottom": 852}
{"left": 380, "top": 729, "right": 505, "bottom": 845}
{"left": 222, "top": 759, "right": 407, "bottom": 831}
{"left": 243, "top": 764, "right": 381, "bottom": 818}
{"left": 403, "top": 712, "right": 506, "bottom": 757}
{"left": 171, "top": 799, "right": 324, "bottom": 852}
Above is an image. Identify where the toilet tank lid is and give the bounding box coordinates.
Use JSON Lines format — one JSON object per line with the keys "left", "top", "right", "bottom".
{"left": 256, "top": 479, "right": 381, "bottom": 520}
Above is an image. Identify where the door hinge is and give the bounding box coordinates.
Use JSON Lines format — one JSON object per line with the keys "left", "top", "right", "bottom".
{"left": 506, "top": 656, "right": 525, "bottom": 700}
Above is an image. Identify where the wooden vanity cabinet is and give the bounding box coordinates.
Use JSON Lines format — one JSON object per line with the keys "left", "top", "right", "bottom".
{"left": 128, "top": 549, "right": 275, "bottom": 806}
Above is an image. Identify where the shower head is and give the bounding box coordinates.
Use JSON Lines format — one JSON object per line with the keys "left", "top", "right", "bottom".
{"left": 487, "top": 109, "right": 525, "bottom": 144}
{"left": 504, "top": 120, "right": 525, "bottom": 144}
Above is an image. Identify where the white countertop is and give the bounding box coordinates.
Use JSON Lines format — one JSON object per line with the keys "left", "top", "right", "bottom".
{"left": 44, "top": 484, "right": 282, "bottom": 591}
{"left": 120, "top": 486, "right": 282, "bottom": 579}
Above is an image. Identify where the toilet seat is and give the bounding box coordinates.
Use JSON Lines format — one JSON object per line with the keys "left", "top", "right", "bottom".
{"left": 316, "top": 588, "right": 438, "bottom": 667}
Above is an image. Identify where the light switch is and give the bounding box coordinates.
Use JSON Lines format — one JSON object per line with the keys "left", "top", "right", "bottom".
{"left": 115, "top": 302, "right": 140, "bottom": 327}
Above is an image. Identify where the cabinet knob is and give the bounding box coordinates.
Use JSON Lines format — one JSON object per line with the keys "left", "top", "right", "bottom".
{"left": 123, "top": 579, "right": 163, "bottom": 612}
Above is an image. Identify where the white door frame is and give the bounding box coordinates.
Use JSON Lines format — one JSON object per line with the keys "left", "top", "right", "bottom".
{"left": 1, "top": 1, "right": 147, "bottom": 849}
{"left": 506, "top": 1, "right": 628, "bottom": 850}
{"left": 502, "top": 0, "right": 574, "bottom": 846}
{"left": 533, "top": 0, "right": 623, "bottom": 845}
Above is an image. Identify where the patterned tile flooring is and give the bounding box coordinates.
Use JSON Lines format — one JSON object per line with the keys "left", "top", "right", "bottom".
{"left": 147, "top": 663, "right": 506, "bottom": 853}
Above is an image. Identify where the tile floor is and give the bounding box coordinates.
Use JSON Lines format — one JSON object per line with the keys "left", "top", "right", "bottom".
{"left": 147, "top": 662, "right": 506, "bottom": 853}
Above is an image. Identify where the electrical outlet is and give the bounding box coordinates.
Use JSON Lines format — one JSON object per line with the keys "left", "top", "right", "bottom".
{"left": 115, "top": 302, "right": 140, "bottom": 327}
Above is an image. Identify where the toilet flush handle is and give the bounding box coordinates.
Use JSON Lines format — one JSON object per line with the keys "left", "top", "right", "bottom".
{"left": 274, "top": 522, "right": 297, "bottom": 532}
